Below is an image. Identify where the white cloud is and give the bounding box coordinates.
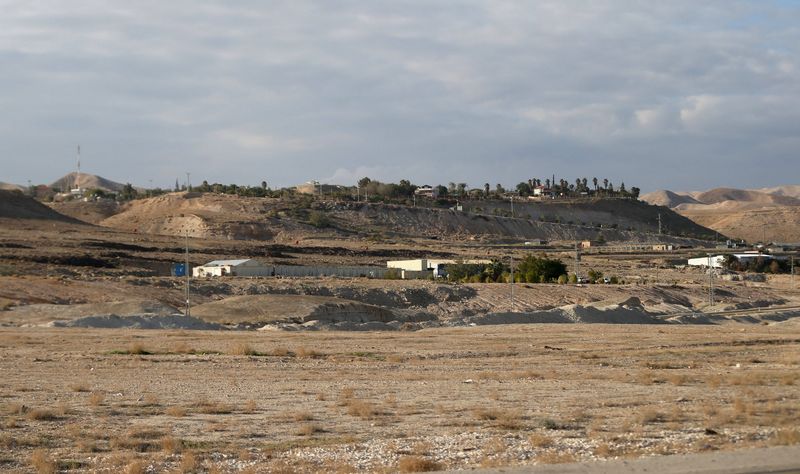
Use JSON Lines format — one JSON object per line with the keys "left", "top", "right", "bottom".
{"left": 0, "top": 0, "right": 799, "bottom": 191}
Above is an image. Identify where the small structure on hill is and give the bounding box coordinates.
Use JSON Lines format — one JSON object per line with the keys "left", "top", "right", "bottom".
{"left": 687, "top": 253, "right": 776, "bottom": 269}
{"left": 192, "top": 259, "right": 268, "bottom": 277}
{"left": 387, "top": 258, "right": 492, "bottom": 278}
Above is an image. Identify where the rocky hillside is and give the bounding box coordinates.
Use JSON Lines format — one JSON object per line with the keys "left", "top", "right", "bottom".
{"left": 0, "top": 190, "right": 82, "bottom": 222}
{"left": 65, "top": 191, "right": 716, "bottom": 244}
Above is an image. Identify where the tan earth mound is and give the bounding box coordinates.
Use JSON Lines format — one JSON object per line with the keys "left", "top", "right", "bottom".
{"left": 190, "top": 294, "right": 415, "bottom": 327}
{"left": 0, "top": 189, "right": 82, "bottom": 221}
{"left": 0, "top": 298, "right": 178, "bottom": 326}
{"left": 99, "top": 192, "right": 289, "bottom": 240}
{"left": 48, "top": 199, "right": 121, "bottom": 224}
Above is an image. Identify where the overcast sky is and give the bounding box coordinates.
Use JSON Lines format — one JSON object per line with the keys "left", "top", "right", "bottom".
{"left": 1, "top": 1, "right": 799, "bottom": 192}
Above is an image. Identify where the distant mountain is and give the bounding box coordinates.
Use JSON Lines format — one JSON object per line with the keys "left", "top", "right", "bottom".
{"left": 50, "top": 172, "right": 126, "bottom": 193}
{"left": 753, "top": 185, "right": 800, "bottom": 200}
{"left": 0, "top": 181, "right": 25, "bottom": 192}
{"left": 639, "top": 190, "right": 700, "bottom": 208}
{"left": 643, "top": 185, "right": 800, "bottom": 243}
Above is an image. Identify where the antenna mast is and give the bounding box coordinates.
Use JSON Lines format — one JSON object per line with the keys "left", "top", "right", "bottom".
{"left": 75, "top": 145, "right": 81, "bottom": 192}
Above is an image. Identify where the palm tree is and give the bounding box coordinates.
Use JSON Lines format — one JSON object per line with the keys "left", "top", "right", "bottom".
{"left": 484, "top": 183, "right": 490, "bottom": 197}
{"left": 603, "top": 178, "right": 609, "bottom": 190}
{"left": 592, "top": 177, "right": 598, "bottom": 191}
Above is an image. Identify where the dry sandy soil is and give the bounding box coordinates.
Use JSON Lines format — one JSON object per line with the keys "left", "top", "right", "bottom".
{"left": 1, "top": 324, "right": 799, "bottom": 473}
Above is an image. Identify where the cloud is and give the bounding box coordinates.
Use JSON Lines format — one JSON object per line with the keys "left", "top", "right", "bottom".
{"left": 0, "top": 1, "right": 799, "bottom": 191}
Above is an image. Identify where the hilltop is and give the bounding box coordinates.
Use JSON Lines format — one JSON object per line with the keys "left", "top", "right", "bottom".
{"left": 642, "top": 185, "right": 800, "bottom": 242}
{"left": 50, "top": 172, "right": 127, "bottom": 193}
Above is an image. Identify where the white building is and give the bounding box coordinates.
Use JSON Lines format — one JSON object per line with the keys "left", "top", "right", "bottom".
{"left": 192, "top": 259, "right": 270, "bottom": 277}
{"left": 687, "top": 253, "right": 774, "bottom": 269}
{"left": 387, "top": 259, "right": 493, "bottom": 278}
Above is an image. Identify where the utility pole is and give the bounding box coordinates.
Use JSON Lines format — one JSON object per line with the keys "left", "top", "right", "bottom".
{"left": 185, "top": 231, "right": 191, "bottom": 317}
{"left": 575, "top": 242, "right": 580, "bottom": 283}
{"left": 658, "top": 213, "right": 662, "bottom": 235}
{"left": 510, "top": 196, "right": 514, "bottom": 218}
{"left": 707, "top": 254, "right": 714, "bottom": 307}
{"left": 186, "top": 172, "right": 191, "bottom": 192}
{"left": 510, "top": 255, "right": 514, "bottom": 311}
{"left": 791, "top": 255, "right": 795, "bottom": 289}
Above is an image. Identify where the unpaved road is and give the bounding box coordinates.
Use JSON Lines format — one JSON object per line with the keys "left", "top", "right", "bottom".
{"left": 475, "top": 444, "right": 800, "bottom": 473}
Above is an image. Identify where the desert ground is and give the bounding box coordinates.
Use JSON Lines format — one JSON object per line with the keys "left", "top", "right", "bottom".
{"left": 1, "top": 324, "right": 799, "bottom": 473}
{"left": 2, "top": 191, "right": 800, "bottom": 472}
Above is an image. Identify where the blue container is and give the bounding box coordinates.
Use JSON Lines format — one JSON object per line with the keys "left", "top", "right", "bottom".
{"left": 172, "top": 263, "right": 186, "bottom": 277}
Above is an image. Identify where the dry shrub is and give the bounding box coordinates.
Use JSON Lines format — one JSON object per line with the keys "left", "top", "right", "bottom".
{"left": 473, "top": 407, "right": 501, "bottom": 421}
{"left": 6, "top": 402, "right": 27, "bottom": 415}
{"left": 529, "top": 433, "right": 554, "bottom": 448}
{"left": 161, "top": 436, "right": 183, "bottom": 454}
{"left": 194, "top": 399, "right": 233, "bottom": 414}
{"left": 0, "top": 433, "right": 16, "bottom": 448}
{"left": 29, "top": 449, "right": 55, "bottom": 474}
{"left": 26, "top": 408, "right": 58, "bottom": 421}
{"left": 295, "top": 346, "right": 321, "bottom": 358}
{"left": 128, "top": 342, "right": 149, "bottom": 355}
{"left": 142, "top": 394, "right": 160, "bottom": 406}
{"left": 638, "top": 408, "right": 664, "bottom": 424}
{"left": 173, "top": 342, "right": 194, "bottom": 354}
{"left": 346, "top": 400, "right": 379, "bottom": 419}
{"left": 244, "top": 399, "right": 257, "bottom": 413}
{"left": 537, "top": 451, "right": 577, "bottom": 464}
{"left": 339, "top": 387, "right": 355, "bottom": 403}
{"left": 124, "top": 460, "right": 146, "bottom": 474}
{"left": 667, "top": 374, "right": 688, "bottom": 386}
{"left": 166, "top": 406, "right": 187, "bottom": 417}
{"left": 296, "top": 423, "right": 322, "bottom": 436}
{"left": 780, "top": 373, "right": 797, "bottom": 386}
{"left": 397, "top": 456, "right": 442, "bottom": 472}
{"left": 593, "top": 443, "right": 614, "bottom": 457}
{"left": 316, "top": 392, "right": 327, "bottom": 401}
{"left": 230, "top": 343, "right": 257, "bottom": 356}
{"left": 495, "top": 410, "right": 525, "bottom": 430}
{"left": 180, "top": 452, "right": 199, "bottom": 473}
{"left": 271, "top": 347, "right": 290, "bottom": 356}
{"left": 293, "top": 411, "right": 314, "bottom": 421}
{"left": 386, "top": 354, "right": 405, "bottom": 363}
{"left": 69, "top": 382, "right": 90, "bottom": 392}
{"left": 88, "top": 391, "right": 105, "bottom": 407}
{"left": 771, "top": 429, "right": 800, "bottom": 446}
{"left": 4, "top": 417, "right": 20, "bottom": 429}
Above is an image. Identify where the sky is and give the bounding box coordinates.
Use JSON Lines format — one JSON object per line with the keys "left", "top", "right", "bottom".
{"left": 1, "top": 1, "right": 799, "bottom": 192}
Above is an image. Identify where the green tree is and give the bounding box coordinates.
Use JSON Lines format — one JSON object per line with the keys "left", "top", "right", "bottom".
{"left": 516, "top": 255, "right": 567, "bottom": 283}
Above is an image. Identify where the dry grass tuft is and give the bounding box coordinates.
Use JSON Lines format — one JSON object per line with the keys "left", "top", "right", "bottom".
{"left": 244, "top": 399, "right": 257, "bottom": 413}
{"left": 346, "top": 399, "right": 380, "bottom": 419}
{"left": 295, "top": 346, "right": 321, "bottom": 358}
{"left": 537, "top": 451, "right": 578, "bottom": 464}
{"left": 271, "top": 347, "right": 290, "bottom": 356}
{"left": 771, "top": 429, "right": 800, "bottom": 446}
{"left": 397, "top": 456, "right": 443, "bottom": 472}
{"left": 29, "top": 449, "right": 56, "bottom": 474}
{"left": 69, "top": 382, "right": 90, "bottom": 392}
{"left": 638, "top": 408, "right": 665, "bottom": 424}
{"left": 194, "top": 399, "right": 233, "bottom": 414}
{"left": 128, "top": 342, "right": 150, "bottom": 355}
{"left": 166, "top": 406, "right": 187, "bottom": 417}
{"left": 296, "top": 423, "right": 323, "bottom": 436}
{"left": 529, "top": 433, "right": 554, "bottom": 448}
{"left": 88, "top": 391, "right": 105, "bottom": 407}
{"left": 124, "top": 460, "right": 146, "bottom": 474}
{"left": 26, "top": 408, "right": 58, "bottom": 421}
{"left": 230, "top": 343, "right": 258, "bottom": 356}
{"left": 293, "top": 411, "right": 314, "bottom": 421}
{"left": 161, "top": 435, "right": 183, "bottom": 454}
{"left": 179, "top": 452, "right": 199, "bottom": 473}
